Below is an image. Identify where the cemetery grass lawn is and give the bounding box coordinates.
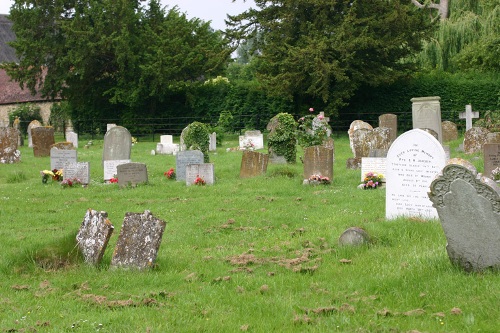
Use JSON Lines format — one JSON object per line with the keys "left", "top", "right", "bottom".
{"left": 0, "top": 134, "right": 498, "bottom": 332}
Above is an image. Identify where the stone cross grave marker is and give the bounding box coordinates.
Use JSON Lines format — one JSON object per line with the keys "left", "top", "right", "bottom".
{"left": 102, "top": 126, "right": 132, "bottom": 166}
{"left": 378, "top": 113, "right": 398, "bottom": 143}
{"left": 50, "top": 146, "right": 77, "bottom": 170}
{"left": 429, "top": 162, "right": 500, "bottom": 272}
{"left": 110, "top": 210, "right": 167, "bottom": 270}
{"left": 459, "top": 104, "right": 479, "bottom": 132}
{"left": 484, "top": 143, "right": 500, "bottom": 180}
{"left": 76, "top": 209, "right": 114, "bottom": 266}
{"left": 0, "top": 128, "right": 21, "bottom": 164}
{"left": 186, "top": 163, "right": 215, "bottom": 185}
{"left": 175, "top": 150, "right": 205, "bottom": 181}
{"left": 411, "top": 96, "right": 443, "bottom": 143}
{"left": 116, "top": 162, "right": 148, "bottom": 187}
{"left": 385, "top": 129, "right": 446, "bottom": 220}
{"left": 239, "top": 130, "right": 264, "bottom": 150}
{"left": 27, "top": 120, "right": 41, "bottom": 148}
{"left": 303, "top": 145, "right": 334, "bottom": 181}
{"left": 104, "top": 159, "right": 131, "bottom": 181}
{"left": 64, "top": 162, "right": 90, "bottom": 185}
{"left": 239, "top": 150, "right": 269, "bottom": 178}
{"left": 32, "top": 127, "right": 55, "bottom": 157}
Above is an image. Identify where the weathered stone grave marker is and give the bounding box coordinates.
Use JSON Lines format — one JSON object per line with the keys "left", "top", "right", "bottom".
{"left": 338, "top": 227, "right": 370, "bottom": 247}
{"left": 156, "top": 135, "right": 179, "bottom": 155}
{"left": 429, "top": 162, "right": 500, "bottom": 272}
{"left": 361, "top": 157, "right": 386, "bottom": 182}
{"left": 104, "top": 159, "right": 131, "bottom": 182}
{"left": 76, "top": 209, "right": 114, "bottom": 266}
{"left": 27, "top": 120, "right": 41, "bottom": 148}
{"left": 463, "top": 127, "right": 490, "bottom": 154}
{"left": 116, "top": 162, "right": 148, "bottom": 187}
{"left": 0, "top": 128, "right": 21, "bottom": 164}
{"left": 176, "top": 150, "right": 205, "bottom": 181}
{"left": 209, "top": 132, "right": 217, "bottom": 152}
{"left": 186, "top": 163, "right": 215, "bottom": 185}
{"left": 386, "top": 129, "right": 446, "bottom": 219}
{"left": 32, "top": 126, "right": 55, "bottom": 157}
{"left": 441, "top": 121, "right": 458, "bottom": 142}
{"left": 240, "top": 150, "right": 269, "bottom": 178}
{"left": 110, "top": 210, "right": 166, "bottom": 270}
{"left": 50, "top": 144, "right": 77, "bottom": 170}
{"left": 459, "top": 104, "right": 479, "bottom": 132}
{"left": 378, "top": 113, "right": 398, "bottom": 143}
{"left": 239, "top": 130, "right": 264, "bottom": 150}
{"left": 411, "top": 96, "right": 443, "bottom": 143}
{"left": 64, "top": 162, "right": 90, "bottom": 185}
{"left": 484, "top": 143, "right": 500, "bottom": 179}
{"left": 347, "top": 127, "right": 391, "bottom": 169}
{"left": 303, "top": 145, "right": 334, "bottom": 182}
{"left": 102, "top": 126, "right": 132, "bottom": 165}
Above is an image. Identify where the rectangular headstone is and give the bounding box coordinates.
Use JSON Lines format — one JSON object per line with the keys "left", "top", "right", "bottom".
{"left": 64, "top": 162, "right": 90, "bottom": 185}
{"left": 104, "top": 159, "right": 131, "bottom": 181}
{"left": 27, "top": 120, "right": 42, "bottom": 148}
{"left": 209, "top": 132, "right": 217, "bottom": 151}
{"left": 186, "top": 163, "right": 215, "bottom": 185}
{"left": 175, "top": 150, "right": 205, "bottom": 181}
{"left": 116, "top": 162, "right": 148, "bottom": 187}
{"left": 76, "top": 209, "right": 114, "bottom": 266}
{"left": 32, "top": 127, "right": 55, "bottom": 157}
{"left": 361, "top": 157, "right": 386, "bottom": 182}
{"left": 411, "top": 96, "right": 443, "bottom": 143}
{"left": 160, "top": 135, "right": 173, "bottom": 145}
{"left": 110, "top": 210, "right": 166, "bottom": 270}
{"left": 102, "top": 126, "right": 132, "bottom": 165}
{"left": 65, "top": 131, "right": 78, "bottom": 148}
{"left": 303, "top": 145, "right": 334, "bottom": 180}
{"left": 156, "top": 135, "right": 179, "bottom": 155}
{"left": 386, "top": 129, "right": 446, "bottom": 219}
{"left": 378, "top": 113, "right": 397, "bottom": 143}
{"left": 239, "top": 150, "right": 269, "bottom": 178}
{"left": 50, "top": 147, "right": 77, "bottom": 170}
{"left": 484, "top": 143, "right": 500, "bottom": 179}
{"left": 0, "top": 128, "right": 21, "bottom": 164}
{"left": 239, "top": 130, "right": 264, "bottom": 150}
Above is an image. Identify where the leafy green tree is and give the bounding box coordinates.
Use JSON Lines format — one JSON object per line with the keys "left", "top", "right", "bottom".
{"left": 227, "top": 0, "right": 431, "bottom": 115}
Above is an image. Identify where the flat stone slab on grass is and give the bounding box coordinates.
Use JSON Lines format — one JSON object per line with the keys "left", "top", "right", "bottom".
{"left": 76, "top": 210, "right": 114, "bottom": 266}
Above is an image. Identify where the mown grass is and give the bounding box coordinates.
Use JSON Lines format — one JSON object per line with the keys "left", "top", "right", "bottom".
{"left": 0, "top": 133, "right": 498, "bottom": 332}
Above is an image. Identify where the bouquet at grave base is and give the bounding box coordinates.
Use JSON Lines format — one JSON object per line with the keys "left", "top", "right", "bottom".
{"left": 243, "top": 140, "right": 255, "bottom": 151}
{"left": 40, "top": 170, "right": 55, "bottom": 184}
{"left": 362, "top": 172, "right": 383, "bottom": 189}
{"left": 164, "top": 168, "right": 176, "bottom": 180}
{"left": 52, "top": 169, "right": 63, "bottom": 181}
{"left": 492, "top": 167, "right": 500, "bottom": 181}
{"left": 308, "top": 174, "right": 331, "bottom": 185}
{"left": 131, "top": 137, "right": 138, "bottom": 145}
{"left": 61, "top": 178, "right": 83, "bottom": 188}
{"left": 194, "top": 175, "right": 206, "bottom": 186}
{"left": 109, "top": 176, "right": 118, "bottom": 183}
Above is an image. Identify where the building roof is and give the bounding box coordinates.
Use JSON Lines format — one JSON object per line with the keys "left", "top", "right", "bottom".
{"left": 0, "top": 14, "right": 18, "bottom": 63}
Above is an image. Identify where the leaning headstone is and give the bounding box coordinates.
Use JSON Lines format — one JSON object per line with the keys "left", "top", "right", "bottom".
{"left": 209, "top": 132, "right": 217, "bottom": 151}
{"left": 0, "top": 128, "right": 21, "bottom": 164}
{"left": 463, "top": 127, "right": 490, "bottom": 154}
{"left": 441, "top": 121, "right": 458, "bottom": 142}
{"left": 239, "top": 130, "right": 264, "bottom": 150}
{"left": 110, "top": 210, "right": 167, "bottom": 270}
{"left": 338, "top": 227, "right": 370, "bottom": 247}
{"left": 27, "top": 120, "right": 42, "bottom": 148}
{"left": 175, "top": 150, "right": 205, "bottom": 181}
{"left": 32, "top": 126, "right": 55, "bottom": 157}
{"left": 76, "top": 209, "right": 114, "bottom": 266}
{"left": 104, "top": 159, "right": 131, "bottom": 181}
{"left": 484, "top": 144, "right": 500, "bottom": 179}
{"left": 239, "top": 150, "right": 269, "bottom": 178}
{"left": 429, "top": 163, "right": 500, "bottom": 272}
{"left": 186, "top": 163, "right": 215, "bottom": 185}
{"left": 378, "top": 114, "right": 398, "bottom": 143}
{"left": 459, "top": 104, "right": 479, "bottom": 132}
{"left": 116, "top": 162, "right": 148, "bottom": 187}
{"left": 303, "top": 145, "right": 334, "bottom": 181}
{"left": 50, "top": 145, "right": 77, "bottom": 170}
{"left": 102, "top": 126, "right": 132, "bottom": 165}
{"left": 64, "top": 162, "right": 90, "bottom": 185}
{"left": 386, "top": 129, "right": 446, "bottom": 219}
{"left": 411, "top": 96, "right": 443, "bottom": 143}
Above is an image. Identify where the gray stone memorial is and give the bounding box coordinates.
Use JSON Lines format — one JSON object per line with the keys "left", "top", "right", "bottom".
{"left": 65, "top": 130, "right": 78, "bottom": 149}
{"left": 116, "top": 162, "right": 148, "bottom": 187}
{"left": 411, "top": 96, "right": 443, "bottom": 143}
{"left": 338, "top": 227, "right": 370, "bottom": 247}
{"left": 27, "top": 120, "right": 42, "bottom": 148}
{"left": 110, "top": 210, "right": 167, "bottom": 270}
{"left": 239, "top": 130, "right": 264, "bottom": 150}
{"left": 378, "top": 113, "right": 397, "bottom": 143}
{"left": 209, "top": 132, "right": 217, "bottom": 151}
{"left": 429, "top": 163, "right": 500, "bottom": 272}
{"left": 104, "top": 159, "right": 131, "bottom": 181}
{"left": 484, "top": 143, "right": 500, "bottom": 179}
{"left": 64, "top": 162, "right": 90, "bottom": 184}
{"left": 386, "top": 129, "right": 446, "bottom": 220}
{"left": 76, "top": 209, "right": 114, "bottom": 266}
{"left": 441, "top": 121, "right": 458, "bottom": 142}
{"left": 0, "top": 128, "right": 21, "bottom": 164}
{"left": 239, "top": 150, "right": 269, "bottom": 178}
{"left": 186, "top": 163, "right": 215, "bottom": 185}
{"left": 175, "top": 150, "right": 204, "bottom": 181}
{"left": 50, "top": 147, "right": 77, "bottom": 170}
{"left": 102, "top": 126, "right": 132, "bottom": 165}
{"left": 303, "top": 145, "right": 334, "bottom": 181}
{"left": 463, "top": 127, "right": 490, "bottom": 154}
{"left": 361, "top": 157, "right": 386, "bottom": 182}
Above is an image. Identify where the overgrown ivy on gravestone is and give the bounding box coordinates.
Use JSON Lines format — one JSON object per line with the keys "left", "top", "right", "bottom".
{"left": 182, "top": 122, "right": 210, "bottom": 163}
{"left": 267, "top": 113, "right": 297, "bottom": 164}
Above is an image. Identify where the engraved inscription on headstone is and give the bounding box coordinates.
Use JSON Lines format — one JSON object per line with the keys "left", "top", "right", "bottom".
{"left": 104, "top": 159, "right": 131, "bottom": 181}
{"left": 116, "top": 162, "right": 148, "bottom": 187}
{"left": 186, "top": 163, "right": 215, "bottom": 185}
{"left": 102, "top": 126, "right": 132, "bottom": 165}
{"left": 50, "top": 148, "right": 77, "bottom": 170}
{"left": 76, "top": 209, "right": 114, "bottom": 266}
{"left": 303, "top": 145, "right": 334, "bottom": 180}
{"left": 175, "top": 150, "right": 205, "bottom": 181}
{"left": 484, "top": 144, "right": 500, "bottom": 179}
{"left": 361, "top": 157, "right": 386, "bottom": 182}
{"left": 411, "top": 96, "right": 443, "bottom": 143}
{"left": 64, "top": 162, "right": 90, "bottom": 184}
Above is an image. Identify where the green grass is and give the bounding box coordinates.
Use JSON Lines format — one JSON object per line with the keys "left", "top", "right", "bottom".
{"left": 0, "top": 134, "right": 497, "bottom": 332}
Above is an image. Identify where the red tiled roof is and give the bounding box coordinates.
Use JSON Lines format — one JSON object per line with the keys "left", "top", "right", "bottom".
{"left": 0, "top": 68, "right": 50, "bottom": 105}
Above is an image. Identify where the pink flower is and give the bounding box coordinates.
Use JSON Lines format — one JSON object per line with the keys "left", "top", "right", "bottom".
{"left": 318, "top": 115, "right": 324, "bottom": 120}
{"left": 309, "top": 108, "right": 314, "bottom": 112}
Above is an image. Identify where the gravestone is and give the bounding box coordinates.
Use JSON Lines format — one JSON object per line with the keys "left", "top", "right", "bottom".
{"left": 459, "top": 104, "right": 479, "bottom": 132}
{"left": 106, "top": 123, "right": 117, "bottom": 132}
{"left": 378, "top": 114, "right": 398, "bottom": 143}
{"left": 239, "top": 150, "right": 269, "bottom": 178}
{"left": 156, "top": 135, "right": 179, "bottom": 155}
{"left": 303, "top": 145, "right": 334, "bottom": 181}
{"left": 32, "top": 126, "right": 55, "bottom": 157}
{"left": 368, "top": 149, "right": 388, "bottom": 158}
{"left": 239, "top": 130, "right": 264, "bottom": 150}
{"left": 175, "top": 150, "right": 205, "bottom": 181}
{"left": 209, "top": 132, "right": 217, "bottom": 151}
{"left": 27, "top": 120, "right": 42, "bottom": 148}
{"left": 102, "top": 126, "right": 131, "bottom": 165}
{"left": 347, "top": 127, "right": 391, "bottom": 169}
{"left": 116, "top": 162, "right": 148, "bottom": 187}
{"left": 186, "top": 163, "right": 215, "bottom": 185}
{"left": 110, "top": 210, "right": 167, "bottom": 270}
{"left": 64, "top": 162, "right": 90, "bottom": 185}
{"left": 267, "top": 113, "right": 297, "bottom": 164}
{"left": 429, "top": 163, "right": 500, "bottom": 272}
{"left": 104, "top": 159, "right": 131, "bottom": 181}
{"left": 411, "top": 96, "right": 443, "bottom": 143}
{"left": 487, "top": 132, "right": 500, "bottom": 144}
{"left": 50, "top": 147, "right": 77, "bottom": 170}
{"left": 463, "top": 127, "right": 490, "bottom": 154}
{"left": 76, "top": 209, "right": 114, "bottom": 266}
{"left": 65, "top": 130, "right": 78, "bottom": 149}
{"left": 441, "top": 121, "right": 458, "bottom": 142}
{"left": 361, "top": 157, "right": 386, "bottom": 182}
{"left": 338, "top": 227, "right": 370, "bottom": 247}
{"left": 0, "top": 128, "right": 21, "bottom": 164}
{"left": 348, "top": 120, "right": 373, "bottom": 156}
{"left": 13, "top": 117, "right": 22, "bottom": 146}
{"left": 386, "top": 129, "right": 446, "bottom": 220}
{"left": 484, "top": 144, "right": 500, "bottom": 179}
{"left": 311, "top": 112, "right": 332, "bottom": 137}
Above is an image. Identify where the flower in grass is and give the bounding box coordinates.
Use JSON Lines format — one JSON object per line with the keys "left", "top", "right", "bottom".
{"left": 109, "top": 177, "right": 118, "bottom": 183}
{"left": 362, "top": 172, "right": 383, "bottom": 189}
{"left": 131, "top": 136, "right": 138, "bottom": 144}
{"left": 164, "top": 168, "right": 176, "bottom": 180}
{"left": 194, "top": 175, "right": 206, "bottom": 186}
{"left": 40, "top": 169, "right": 55, "bottom": 184}
{"left": 61, "top": 178, "right": 82, "bottom": 188}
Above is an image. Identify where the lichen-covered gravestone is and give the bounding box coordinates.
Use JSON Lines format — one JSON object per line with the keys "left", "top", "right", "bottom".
{"left": 239, "top": 150, "right": 269, "bottom": 178}
{"left": 429, "top": 163, "right": 500, "bottom": 272}
{"left": 463, "top": 127, "right": 490, "bottom": 154}
{"left": 32, "top": 126, "right": 55, "bottom": 157}
{"left": 76, "top": 210, "right": 114, "bottom": 266}
{"left": 303, "top": 145, "right": 334, "bottom": 182}
{"left": 0, "top": 128, "right": 21, "bottom": 164}
{"left": 102, "top": 126, "right": 132, "bottom": 165}
{"left": 110, "top": 210, "right": 166, "bottom": 270}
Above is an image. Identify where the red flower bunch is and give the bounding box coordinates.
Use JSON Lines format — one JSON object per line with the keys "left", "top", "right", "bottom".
{"left": 194, "top": 175, "right": 206, "bottom": 186}
{"left": 109, "top": 177, "right": 118, "bottom": 183}
{"left": 164, "top": 168, "right": 176, "bottom": 180}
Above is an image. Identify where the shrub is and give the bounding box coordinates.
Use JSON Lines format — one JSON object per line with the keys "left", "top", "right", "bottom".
{"left": 8, "top": 103, "right": 43, "bottom": 134}
{"left": 183, "top": 121, "right": 210, "bottom": 162}
{"left": 267, "top": 112, "right": 297, "bottom": 164}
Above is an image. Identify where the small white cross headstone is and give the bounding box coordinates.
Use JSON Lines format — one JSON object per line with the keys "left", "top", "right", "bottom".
{"left": 459, "top": 104, "right": 479, "bottom": 132}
